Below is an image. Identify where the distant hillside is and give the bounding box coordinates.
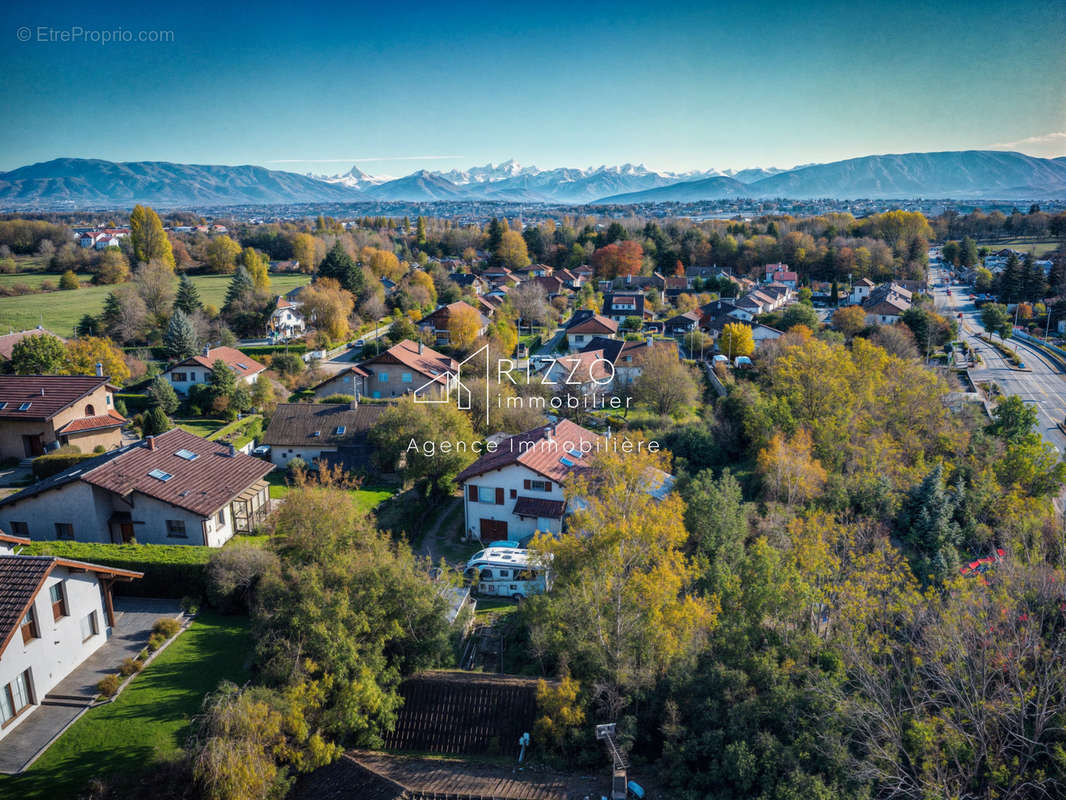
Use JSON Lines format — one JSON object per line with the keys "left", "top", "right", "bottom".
{"left": 600, "top": 175, "right": 751, "bottom": 203}
{"left": 361, "top": 170, "right": 467, "bottom": 201}
{"left": 0, "top": 158, "right": 363, "bottom": 208}
{"left": 744, "top": 150, "right": 1066, "bottom": 200}
{"left": 2, "top": 150, "right": 1064, "bottom": 209}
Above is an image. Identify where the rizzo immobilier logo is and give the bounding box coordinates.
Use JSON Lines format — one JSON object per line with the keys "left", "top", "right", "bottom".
{"left": 412, "top": 344, "right": 631, "bottom": 426}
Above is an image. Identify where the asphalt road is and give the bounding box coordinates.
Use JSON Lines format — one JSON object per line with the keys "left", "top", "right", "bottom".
{"left": 931, "top": 266, "right": 1066, "bottom": 454}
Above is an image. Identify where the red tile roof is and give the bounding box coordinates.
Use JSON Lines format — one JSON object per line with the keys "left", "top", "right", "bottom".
{"left": 172, "top": 347, "right": 265, "bottom": 378}
{"left": 566, "top": 313, "right": 617, "bottom": 335}
{"left": 0, "top": 329, "right": 67, "bottom": 360}
{"left": 55, "top": 409, "right": 127, "bottom": 434}
{"left": 0, "top": 375, "right": 112, "bottom": 421}
{"left": 361, "top": 340, "right": 457, "bottom": 381}
{"left": 80, "top": 428, "right": 274, "bottom": 516}
{"left": 456, "top": 420, "right": 602, "bottom": 484}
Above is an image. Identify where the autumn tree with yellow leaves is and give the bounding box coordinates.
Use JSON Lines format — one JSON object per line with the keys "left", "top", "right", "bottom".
{"left": 527, "top": 442, "right": 718, "bottom": 719}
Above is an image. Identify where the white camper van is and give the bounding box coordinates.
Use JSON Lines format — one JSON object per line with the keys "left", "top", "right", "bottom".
{"left": 464, "top": 547, "right": 551, "bottom": 600}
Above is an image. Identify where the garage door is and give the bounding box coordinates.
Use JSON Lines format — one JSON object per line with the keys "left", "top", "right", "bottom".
{"left": 479, "top": 518, "right": 508, "bottom": 542}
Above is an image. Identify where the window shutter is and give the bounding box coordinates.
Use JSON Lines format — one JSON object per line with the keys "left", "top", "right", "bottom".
{"left": 510, "top": 489, "right": 517, "bottom": 499}
{"left": 495, "top": 487, "right": 504, "bottom": 505}
{"left": 467, "top": 485, "right": 477, "bottom": 501}
{"left": 524, "top": 479, "right": 531, "bottom": 489}
{"left": 546, "top": 482, "right": 552, "bottom": 491}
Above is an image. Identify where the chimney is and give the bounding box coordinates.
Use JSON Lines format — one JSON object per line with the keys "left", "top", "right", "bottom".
{"left": 418, "top": 339, "right": 424, "bottom": 354}
{"left": 146, "top": 435, "right": 155, "bottom": 450}
{"left": 202, "top": 344, "right": 210, "bottom": 357}
{"left": 646, "top": 335, "right": 653, "bottom": 347}
{"left": 227, "top": 443, "right": 236, "bottom": 457}
{"left": 95, "top": 361, "right": 104, "bottom": 377}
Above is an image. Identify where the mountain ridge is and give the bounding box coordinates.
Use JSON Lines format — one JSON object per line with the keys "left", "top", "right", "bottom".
{"left": 1, "top": 150, "right": 1064, "bottom": 208}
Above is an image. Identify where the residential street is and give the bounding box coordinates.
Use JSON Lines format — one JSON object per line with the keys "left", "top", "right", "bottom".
{"left": 933, "top": 267, "right": 1066, "bottom": 454}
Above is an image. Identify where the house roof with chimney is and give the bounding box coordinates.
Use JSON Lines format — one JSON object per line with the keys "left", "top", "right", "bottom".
{"left": 359, "top": 340, "right": 457, "bottom": 382}
{"left": 579, "top": 336, "right": 678, "bottom": 367}
{"left": 455, "top": 419, "right": 602, "bottom": 484}
{"left": 0, "top": 428, "right": 273, "bottom": 517}
{"left": 170, "top": 346, "right": 265, "bottom": 379}
{"left": 261, "top": 403, "right": 384, "bottom": 448}
{"left": 0, "top": 375, "right": 116, "bottom": 421}
{"left": 564, "top": 310, "right": 618, "bottom": 336}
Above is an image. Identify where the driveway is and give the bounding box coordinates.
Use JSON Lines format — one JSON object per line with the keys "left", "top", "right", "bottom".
{"left": 0, "top": 597, "right": 182, "bottom": 774}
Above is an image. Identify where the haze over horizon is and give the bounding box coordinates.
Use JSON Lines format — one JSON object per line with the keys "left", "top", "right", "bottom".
{"left": 1, "top": 0, "right": 1064, "bottom": 175}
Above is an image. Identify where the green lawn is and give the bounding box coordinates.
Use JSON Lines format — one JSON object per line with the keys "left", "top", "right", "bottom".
{"left": 174, "top": 418, "right": 228, "bottom": 438}
{"left": 265, "top": 470, "right": 394, "bottom": 510}
{"left": 0, "top": 273, "right": 311, "bottom": 337}
{"left": 0, "top": 612, "right": 252, "bottom": 800}
{"left": 977, "top": 239, "right": 1060, "bottom": 258}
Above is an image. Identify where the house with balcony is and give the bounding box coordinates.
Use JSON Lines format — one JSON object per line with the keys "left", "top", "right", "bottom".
{"left": 455, "top": 420, "right": 603, "bottom": 543}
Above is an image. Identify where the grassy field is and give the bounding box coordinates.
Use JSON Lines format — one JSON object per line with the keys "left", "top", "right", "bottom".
{"left": 0, "top": 273, "right": 311, "bottom": 336}
{"left": 977, "top": 239, "right": 1060, "bottom": 257}
{"left": 265, "top": 470, "right": 395, "bottom": 510}
{"left": 0, "top": 612, "right": 252, "bottom": 800}
{"left": 174, "top": 417, "right": 228, "bottom": 438}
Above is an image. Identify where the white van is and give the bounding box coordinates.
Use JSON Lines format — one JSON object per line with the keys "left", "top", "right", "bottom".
{"left": 464, "top": 548, "right": 552, "bottom": 600}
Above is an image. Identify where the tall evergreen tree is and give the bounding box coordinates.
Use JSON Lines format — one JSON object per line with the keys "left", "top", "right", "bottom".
{"left": 1020, "top": 253, "right": 1045, "bottom": 302}
{"left": 174, "top": 273, "right": 203, "bottom": 315}
{"left": 163, "top": 309, "right": 199, "bottom": 359}
{"left": 898, "top": 465, "right": 962, "bottom": 583}
{"left": 224, "top": 266, "right": 255, "bottom": 309}
{"left": 317, "top": 241, "right": 363, "bottom": 296}
{"left": 998, "top": 252, "right": 1021, "bottom": 304}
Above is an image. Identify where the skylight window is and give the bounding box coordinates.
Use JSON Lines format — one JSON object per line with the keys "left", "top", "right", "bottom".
{"left": 335, "top": 426, "right": 346, "bottom": 435}
{"left": 560, "top": 457, "right": 575, "bottom": 467}
{"left": 310, "top": 431, "right": 321, "bottom": 438}
{"left": 567, "top": 448, "right": 583, "bottom": 459}
{"left": 148, "top": 469, "right": 173, "bottom": 482}
{"left": 17, "top": 402, "right": 31, "bottom": 411}
{"left": 0, "top": 402, "right": 6, "bottom": 410}
{"left": 175, "top": 449, "right": 198, "bottom": 461}
{"left": 236, "top": 363, "right": 248, "bottom": 370}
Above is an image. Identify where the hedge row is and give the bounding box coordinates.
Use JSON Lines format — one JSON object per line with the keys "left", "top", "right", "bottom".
{"left": 238, "top": 343, "right": 307, "bottom": 357}
{"left": 19, "top": 541, "right": 212, "bottom": 598}
{"left": 33, "top": 452, "right": 99, "bottom": 480}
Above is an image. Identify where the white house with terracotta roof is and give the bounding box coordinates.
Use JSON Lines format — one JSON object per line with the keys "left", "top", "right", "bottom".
{"left": 563, "top": 310, "right": 618, "bottom": 351}
{"left": 455, "top": 420, "right": 603, "bottom": 543}
{"left": 267, "top": 296, "right": 306, "bottom": 340}
{"left": 161, "top": 346, "right": 265, "bottom": 395}
{"left": 0, "top": 539, "right": 141, "bottom": 741}
{"left": 0, "top": 428, "right": 273, "bottom": 547}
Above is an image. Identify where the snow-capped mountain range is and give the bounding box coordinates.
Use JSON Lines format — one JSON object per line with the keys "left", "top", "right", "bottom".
{"left": 1, "top": 152, "right": 1064, "bottom": 209}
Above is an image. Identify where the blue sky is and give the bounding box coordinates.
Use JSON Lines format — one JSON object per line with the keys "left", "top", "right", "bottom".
{"left": 1, "top": 0, "right": 1064, "bottom": 174}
